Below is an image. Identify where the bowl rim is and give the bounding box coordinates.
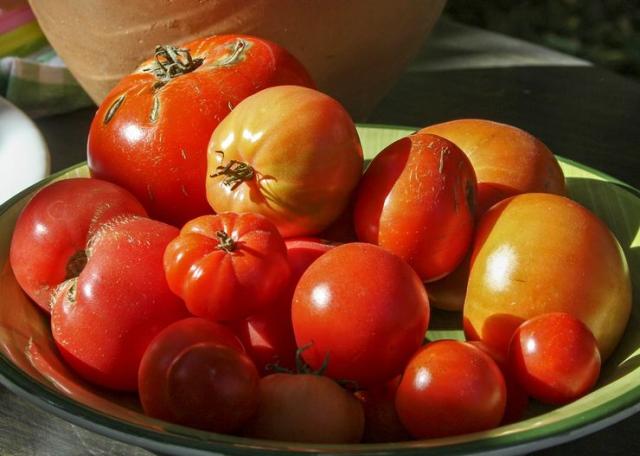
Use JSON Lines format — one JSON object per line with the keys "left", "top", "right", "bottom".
{"left": 1, "top": 122, "right": 639, "bottom": 455}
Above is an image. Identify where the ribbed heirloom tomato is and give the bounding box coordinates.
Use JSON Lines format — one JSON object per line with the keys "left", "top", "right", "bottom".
{"left": 163, "top": 212, "right": 290, "bottom": 322}
{"left": 206, "top": 85, "right": 363, "bottom": 237}
{"left": 88, "top": 35, "right": 314, "bottom": 226}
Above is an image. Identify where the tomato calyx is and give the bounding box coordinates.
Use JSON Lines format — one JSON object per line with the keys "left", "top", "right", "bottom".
{"left": 210, "top": 151, "right": 255, "bottom": 190}
{"left": 143, "top": 45, "right": 204, "bottom": 89}
{"left": 215, "top": 230, "right": 237, "bottom": 253}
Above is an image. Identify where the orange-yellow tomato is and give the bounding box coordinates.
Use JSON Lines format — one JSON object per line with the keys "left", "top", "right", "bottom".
{"left": 206, "top": 85, "right": 363, "bottom": 237}
{"left": 463, "top": 193, "right": 631, "bottom": 361}
{"left": 419, "top": 119, "right": 566, "bottom": 215}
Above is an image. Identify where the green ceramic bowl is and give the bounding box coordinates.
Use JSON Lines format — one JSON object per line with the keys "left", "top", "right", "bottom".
{"left": 0, "top": 124, "right": 638, "bottom": 455}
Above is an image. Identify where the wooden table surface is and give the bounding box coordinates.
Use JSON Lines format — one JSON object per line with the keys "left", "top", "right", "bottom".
{"left": 2, "top": 23, "right": 640, "bottom": 456}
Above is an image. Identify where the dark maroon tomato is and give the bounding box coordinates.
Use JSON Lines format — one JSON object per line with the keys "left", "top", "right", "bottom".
{"left": 139, "top": 318, "right": 259, "bottom": 433}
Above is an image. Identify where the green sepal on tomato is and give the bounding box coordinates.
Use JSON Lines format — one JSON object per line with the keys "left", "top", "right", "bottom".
{"left": 87, "top": 35, "right": 315, "bottom": 227}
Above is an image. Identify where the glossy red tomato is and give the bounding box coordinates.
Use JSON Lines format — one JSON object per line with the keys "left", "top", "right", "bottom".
{"left": 292, "top": 242, "right": 429, "bottom": 387}
{"left": 206, "top": 85, "right": 363, "bottom": 237}
{"left": 354, "top": 377, "right": 411, "bottom": 443}
{"left": 230, "top": 237, "right": 334, "bottom": 374}
{"left": 88, "top": 35, "right": 315, "bottom": 226}
{"left": 463, "top": 193, "right": 631, "bottom": 361}
{"left": 51, "top": 216, "right": 189, "bottom": 391}
{"left": 509, "top": 312, "right": 601, "bottom": 405}
{"left": 163, "top": 212, "right": 290, "bottom": 322}
{"left": 10, "top": 178, "right": 147, "bottom": 313}
{"left": 138, "top": 317, "right": 259, "bottom": 433}
{"left": 354, "top": 133, "right": 477, "bottom": 282}
{"left": 396, "top": 340, "right": 506, "bottom": 439}
{"left": 242, "top": 373, "right": 364, "bottom": 443}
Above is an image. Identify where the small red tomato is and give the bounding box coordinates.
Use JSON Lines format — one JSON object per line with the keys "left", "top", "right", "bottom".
{"left": 88, "top": 35, "right": 315, "bottom": 226}
{"left": 354, "top": 133, "right": 477, "bottom": 282}
{"left": 51, "top": 216, "right": 189, "bottom": 391}
{"left": 139, "top": 318, "right": 259, "bottom": 433}
{"left": 354, "top": 377, "right": 411, "bottom": 443}
{"left": 163, "top": 212, "right": 290, "bottom": 321}
{"left": 242, "top": 373, "right": 364, "bottom": 443}
{"left": 230, "top": 237, "right": 334, "bottom": 374}
{"left": 508, "top": 312, "right": 601, "bottom": 405}
{"left": 292, "top": 242, "right": 429, "bottom": 387}
{"left": 396, "top": 340, "right": 506, "bottom": 439}
{"left": 10, "top": 178, "right": 146, "bottom": 312}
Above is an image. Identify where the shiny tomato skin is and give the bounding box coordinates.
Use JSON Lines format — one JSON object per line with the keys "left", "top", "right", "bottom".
{"left": 292, "top": 242, "right": 429, "bottom": 387}
{"left": 354, "top": 133, "right": 477, "bottom": 282}
{"left": 229, "top": 237, "right": 334, "bottom": 374}
{"left": 51, "top": 216, "right": 189, "bottom": 391}
{"left": 242, "top": 373, "right": 364, "bottom": 443}
{"left": 509, "top": 312, "right": 601, "bottom": 405}
{"left": 9, "top": 178, "right": 147, "bottom": 313}
{"left": 139, "top": 317, "right": 259, "bottom": 433}
{"left": 463, "top": 193, "right": 631, "bottom": 361}
{"left": 163, "top": 212, "right": 290, "bottom": 322}
{"left": 206, "top": 85, "right": 363, "bottom": 237}
{"left": 396, "top": 340, "right": 506, "bottom": 439}
{"left": 419, "top": 119, "right": 566, "bottom": 215}
{"left": 88, "top": 35, "right": 315, "bottom": 226}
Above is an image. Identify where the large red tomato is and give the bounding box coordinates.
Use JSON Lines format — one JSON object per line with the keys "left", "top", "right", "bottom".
{"left": 51, "top": 216, "right": 189, "bottom": 391}
{"left": 395, "top": 340, "right": 506, "bottom": 439}
{"left": 354, "top": 133, "right": 477, "bottom": 282}
{"left": 206, "top": 85, "right": 363, "bottom": 237}
{"left": 88, "top": 35, "right": 315, "bottom": 226}
{"left": 138, "top": 317, "right": 259, "bottom": 433}
{"left": 292, "top": 242, "right": 429, "bottom": 387}
{"left": 9, "top": 178, "right": 146, "bottom": 313}
{"left": 464, "top": 193, "right": 631, "bottom": 361}
{"left": 163, "top": 212, "right": 290, "bottom": 322}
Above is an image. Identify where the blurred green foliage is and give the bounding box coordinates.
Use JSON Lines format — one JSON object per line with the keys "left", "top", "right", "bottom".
{"left": 445, "top": 0, "right": 640, "bottom": 78}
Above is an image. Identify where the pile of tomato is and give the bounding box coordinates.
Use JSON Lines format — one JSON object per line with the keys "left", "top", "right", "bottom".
{"left": 8, "top": 34, "right": 632, "bottom": 443}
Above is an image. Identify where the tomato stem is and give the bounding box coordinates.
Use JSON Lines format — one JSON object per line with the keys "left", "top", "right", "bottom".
{"left": 143, "top": 45, "right": 204, "bottom": 89}
{"left": 210, "top": 151, "right": 255, "bottom": 190}
{"left": 215, "top": 230, "right": 236, "bottom": 253}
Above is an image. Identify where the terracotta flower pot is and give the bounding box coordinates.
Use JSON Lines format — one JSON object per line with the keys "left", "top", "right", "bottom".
{"left": 28, "top": 0, "right": 445, "bottom": 119}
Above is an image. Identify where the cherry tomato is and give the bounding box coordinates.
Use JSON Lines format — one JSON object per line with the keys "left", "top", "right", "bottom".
{"left": 51, "top": 216, "right": 189, "bottom": 391}
{"left": 139, "top": 317, "right": 259, "bottom": 433}
{"left": 354, "top": 377, "right": 411, "bottom": 443}
{"left": 509, "top": 312, "right": 601, "bottom": 405}
{"left": 206, "top": 85, "right": 363, "bottom": 237}
{"left": 292, "top": 242, "right": 429, "bottom": 387}
{"left": 419, "top": 119, "right": 566, "bottom": 215}
{"left": 463, "top": 193, "right": 631, "bottom": 361}
{"left": 396, "top": 340, "right": 506, "bottom": 439}
{"left": 242, "top": 373, "right": 364, "bottom": 443}
{"left": 163, "top": 212, "right": 290, "bottom": 322}
{"left": 229, "top": 237, "right": 334, "bottom": 374}
{"left": 354, "top": 133, "right": 477, "bottom": 282}
{"left": 9, "top": 178, "right": 146, "bottom": 313}
{"left": 88, "top": 35, "right": 315, "bottom": 226}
